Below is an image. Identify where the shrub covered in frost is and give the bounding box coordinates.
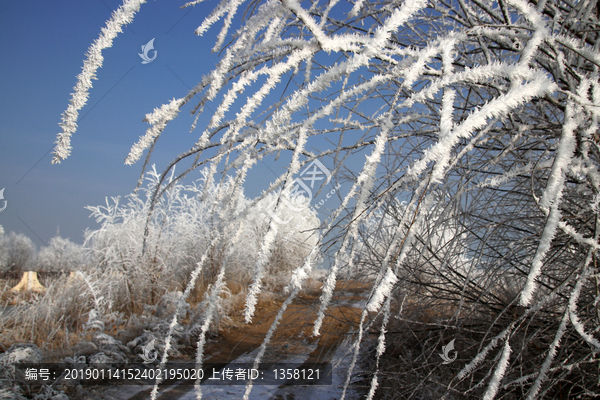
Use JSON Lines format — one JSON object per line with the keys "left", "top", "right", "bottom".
{"left": 52, "top": 0, "right": 600, "bottom": 398}
{"left": 36, "top": 237, "right": 86, "bottom": 272}
{"left": 0, "top": 233, "right": 36, "bottom": 272}
{"left": 83, "top": 166, "right": 319, "bottom": 312}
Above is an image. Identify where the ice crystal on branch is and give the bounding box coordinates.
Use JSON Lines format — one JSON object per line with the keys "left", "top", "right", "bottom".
{"left": 56, "top": 0, "right": 600, "bottom": 398}
{"left": 52, "top": 0, "right": 145, "bottom": 164}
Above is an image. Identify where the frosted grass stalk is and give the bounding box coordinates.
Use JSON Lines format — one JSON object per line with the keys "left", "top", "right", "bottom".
{"left": 126, "top": 98, "right": 184, "bottom": 165}
{"left": 554, "top": 35, "right": 600, "bottom": 68}
{"left": 244, "top": 222, "right": 278, "bottom": 322}
{"left": 281, "top": 0, "right": 331, "bottom": 50}
{"left": 149, "top": 234, "right": 215, "bottom": 400}
{"left": 341, "top": 311, "right": 368, "bottom": 400}
{"left": 407, "top": 60, "right": 543, "bottom": 107}
{"left": 520, "top": 99, "right": 577, "bottom": 306}
{"left": 483, "top": 339, "right": 512, "bottom": 400}
{"left": 52, "top": 0, "right": 146, "bottom": 164}
{"left": 244, "top": 123, "right": 310, "bottom": 323}
{"left": 243, "top": 287, "right": 300, "bottom": 400}
{"left": 457, "top": 329, "right": 510, "bottom": 380}
{"left": 366, "top": 296, "right": 393, "bottom": 400}
{"left": 285, "top": 166, "right": 373, "bottom": 294}
{"left": 349, "top": 0, "right": 366, "bottom": 18}
{"left": 314, "top": 118, "right": 391, "bottom": 335}
{"left": 568, "top": 262, "right": 600, "bottom": 350}
{"left": 219, "top": 46, "right": 317, "bottom": 143}
{"left": 526, "top": 308, "right": 569, "bottom": 399}
{"left": 193, "top": 265, "right": 229, "bottom": 400}
{"left": 505, "top": 0, "right": 548, "bottom": 67}
{"left": 408, "top": 77, "right": 557, "bottom": 180}
{"left": 366, "top": 268, "right": 398, "bottom": 312}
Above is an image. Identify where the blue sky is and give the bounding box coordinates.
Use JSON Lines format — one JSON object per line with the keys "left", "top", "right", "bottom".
{"left": 0, "top": 0, "right": 242, "bottom": 245}
{"left": 0, "top": 0, "right": 370, "bottom": 249}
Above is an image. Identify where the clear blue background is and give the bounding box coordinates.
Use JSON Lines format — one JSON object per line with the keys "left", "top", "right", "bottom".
{"left": 0, "top": 0, "right": 362, "bottom": 249}
{"left": 0, "top": 0, "right": 248, "bottom": 245}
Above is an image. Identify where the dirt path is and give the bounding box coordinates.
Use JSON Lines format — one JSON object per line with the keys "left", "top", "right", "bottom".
{"left": 104, "top": 281, "right": 368, "bottom": 400}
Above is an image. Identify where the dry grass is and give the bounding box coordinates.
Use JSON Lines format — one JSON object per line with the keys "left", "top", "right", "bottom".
{"left": 0, "top": 261, "right": 317, "bottom": 353}
{"left": 1, "top": 278, "right": 90, "bottom": 351}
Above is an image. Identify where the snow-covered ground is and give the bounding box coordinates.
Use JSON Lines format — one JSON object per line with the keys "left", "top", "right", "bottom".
{"left": 166, "top": 335, "right": 362, "bottom": 400}
{"left": 101, "top": 332, "right": 365, "bottom": 400}
{"left": 174, "top": 294, "right": 367, "bottom": 400}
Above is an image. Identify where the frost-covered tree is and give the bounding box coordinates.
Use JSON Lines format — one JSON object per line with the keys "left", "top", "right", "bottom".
{"left": 54, "top": 0, "right": 600, "bottom": 398}
{"left": 37, "top": 236, "right": 86, "bottom": 272}
{"left": 83, "top": 166, "right": 319, "bottom": 312}
{"left": 0, "top": 233, "right": 36, "bottom": 272}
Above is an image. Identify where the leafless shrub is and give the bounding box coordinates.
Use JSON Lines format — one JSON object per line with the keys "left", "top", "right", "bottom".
{"left": 51, "top": 0, "right": 600, "bottom": 398}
